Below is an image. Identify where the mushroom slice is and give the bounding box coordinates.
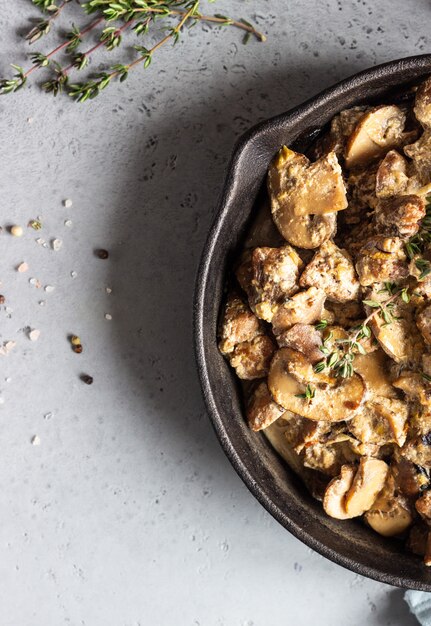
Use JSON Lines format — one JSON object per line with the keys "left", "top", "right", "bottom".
{"left": 269, "top": 146, "right": 347, "bottom": 217}
{"left": 344, "top": 457, "right": 389, "bottom": 517}
{"left": 349, "top": 398, "right": 408, "bottom": 447}
{"left": 236, "top": 245, "right": 303, "bottom": 322}
{"left": 375, "top": 150, "right": 409, "bottom": 198}
{"left": 218, "top": 292, "right": 262, "bottom": 355}
{"left": 372, "top": 194, "right": 425, "bottom": 240}
{"left": 276, "top": 323, "right": 323, "bottom": 363}
{"left": 371, "top": 397, "right": 409, "bottom": 447}
{"left": 299, "top": 240, "right": 360, "bottom": 303}
{"left": 230, "top": 334, "right": 275, "bottom": 380}
{"left": 353, "top": 349, "right": 398, "bottom": 398}
{"left": 345, "top": 105, "right": 407, "bottom": 169}
{"left": 271, "top": 287, "right": 326, "bottom": 335}
{"left": 276, "top": 347, "right": 335, "bottom": 386}
{"left": 323, "top": 464, "right": 356, "bottom": 519}
{"left": 263, "top": 417, "right": 305, "bottom": 476}
{"left": 365, "top": 473, "right": 412, "bottom": 537}
{"left": 393, "top": 372, "right": 431, "bottom": 408}
{"left": 246, "top": 381, "right": 285, "bottom": 431}
{"left": 268, "top": 147, "right": 340, "bottom": 249}
{"left": 414, "top": 77, "right": 431, "bottom": 129}
{"left": 268, "top": 348, "right": 365, "bottom": 422}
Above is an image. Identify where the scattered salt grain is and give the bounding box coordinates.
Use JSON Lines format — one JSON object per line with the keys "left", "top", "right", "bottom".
{"left": 64, "top": 220, "right": 73, "bottom": 228}
{"left": 29, "top": 278, "right": 42, "bottom": 288}
{"left": 0, "top": 341, "right": 16, "bottom": 356}
{"left": 63, "top": 198, "right": 73, "bottom": 208}
{"left": 44, "top": 412, "right": 53, "bottom": 420}
{"left": 39, "top": 300, "right": 45, "bottom": 307}
{"left": 5, "top": 377, "right": 12, "bottom": 383}
{"left": 36, "top": 238, "right": 45, "bottom": 246}
{"left": 31, "top": 435, "right": 41, "bottom": 446}
{"left": 105, "top": 313, "right": 112, "bottom": 321}
{"left": 106, "top": 287, "right": 112, "bottom": 294}
{"left": 51, "top": 238, "right": 63, "bottom": 251}
{"left": 27, "top": 117, "right": 34, "bottom": 124}
{"left": 17, "top": 262, "right": 29, "bottom": 273}
{"left": 44, "top": 285, "right": 55, "bottom": 293}
{"left": 70, "top": 271, "right": 77, "bottom": 279}
{"left": 0, "top": 398, "right": 4, "bottom": 406}
{"left": 29, "top": 329, "right": 40, "bottom": 342}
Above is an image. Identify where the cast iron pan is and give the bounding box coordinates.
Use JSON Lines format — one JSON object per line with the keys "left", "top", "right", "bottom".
{"left": 194, "top": 54, "right": 431, "bottom": 590}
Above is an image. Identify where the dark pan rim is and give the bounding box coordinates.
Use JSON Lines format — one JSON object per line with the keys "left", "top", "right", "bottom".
{"left": 194, "top": 53, "right": 431, "bottom": 591}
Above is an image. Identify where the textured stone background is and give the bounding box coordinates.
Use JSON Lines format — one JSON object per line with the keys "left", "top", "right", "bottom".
{"left": 0, "top": 0, "right": 428, "bottom": 624}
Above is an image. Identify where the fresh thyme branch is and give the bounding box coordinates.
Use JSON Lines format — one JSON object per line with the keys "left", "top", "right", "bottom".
{"left": 0, "top": 0, "right": 266, "bottom": 101}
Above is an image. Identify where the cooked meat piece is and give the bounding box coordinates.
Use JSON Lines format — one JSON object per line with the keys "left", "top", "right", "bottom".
{"left": 246, "top": 381, "right": 285, "bottom": 431}
{"left": 218, "top": 292, "right": 262, "bottom": 355}
{"left": 271, "top": 287, "right": 326, "bottom": 335}
{"left": 302, "top": 440, "right": 358, "bottom": 476}
{"left": 372, "top": 194, "right": 425, "bottom": 239}
{"left": 417, "top": 305, "right": 431, "bottom": 345}
{"left": 423, "top": 353, "right": 431, "bottom": 377}
{"left": 404, "top": 130, "right": 431, "bottom": 184}
{"left": 345, "top": 105, "right": 408, "bottom": 169}
{"left": 299, "top": 240, "right": 360, "bottom": 303}
{"left": 346, "top": 164, "right": 379, "bottom": 217}
{"left": 283, "top": 413, "right": 332, "bottom": 452}
{"left": 355, "top": 236, "right": 408, "bottom": 286}
{"left": 393, "top": 458, "right": 430, "bottom": 497}
{"left": 276, "top": 323, "right": 323, "bottom": 363}
{"left": 349, "top": 398, "right": 409, "bottom": 447}
{"left": 375, "top": 150, "right": 409, "bottom": 197}
{"left": 393, "top": 372, "right": 431, "bottom": 409}
{"left": 414, "top": 77, "right": 431, "bottom": 129}
{"left": 326, "top": 300, "right": 363, "bottom": 328}
{"left": 230, "top": 334, "right": 276, "bottom": 380}
{"left": 268, "top": 146, "right": 340, "bottom": 249}
{"left": 236, "top": 245, "right": 302, "bottom": 322}
{"left": 416, "top": 490, "right": 431, "bottom": 523}
{"left": 399, "top": 437, "right": 431, "bottom": 468}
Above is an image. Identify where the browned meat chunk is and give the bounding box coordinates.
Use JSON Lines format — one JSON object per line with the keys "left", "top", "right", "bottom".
{"left": 236, "top": 245, "right": 302, "bottom": 322}
{"left": 299, "top": 240, "right": 360, "bottom": 302}
{"left": 246, "top": 381, "right": 285, "bottom": 431}
{"left": 375, "top": 150, "right": 409, "bottom": 197}
{"left": 230, "top": 334, "right": 275, "bottom": 380}
{"left": 414, "top": 77, "right": 431, "bottom": 129}
{"left": 218, "top": 293, "right": 262, "bottom": 355}
{"left": 373, "top": 194, "right": 425, "bottom": 239}
{"left": 355, "top": 236, "right": 408, "bottom": 286}
{"left": 404, "top": 130, "right": 431, "bottom": 184}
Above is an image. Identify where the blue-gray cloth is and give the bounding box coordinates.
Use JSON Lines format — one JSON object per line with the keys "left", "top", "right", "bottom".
{"left": 405, "top": 591, "right": 431, "bottom": 625}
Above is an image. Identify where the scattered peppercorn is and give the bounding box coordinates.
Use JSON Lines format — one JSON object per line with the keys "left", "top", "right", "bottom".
{"left": 10, "top": 225, "right": 23, "bottom": 237}
{"left": 96, "top": 249, "right": 109, "bottom": 259}
{"left": 81, "top": 374, "right": 93, "bottom": 385}
{"left": 71, "top": 335, "right": 81, "bottom": 346}
{"left": 72, "top": 344, "right": 83, "bottom": 354}
{"left": 0, "top": 295, "right": 4, "bottom": 305}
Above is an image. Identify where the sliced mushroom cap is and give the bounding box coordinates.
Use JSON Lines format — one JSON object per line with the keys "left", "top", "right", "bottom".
{"left": 323, "top": 464, "right": 356, "bottom": 519}
{"left": 268, "top": 147, "right": 340, "bottom": 249}
{"left": 349, "top": 397, "right": 408, "bottom": 447}
{"left": 246, "top": 381, "right": 285, "bottom": 431}
{"left": 263, "top": 417, "right": 305, "bottom": 476}
{"left": 271, "top": 287, "right": 326, "bottom": 335}
{"left": 275, "top": 347, "right": 335, "bottom": 386}
{"left": 268, "top": 348, "right": 365, "bottom": 422}
{"left": 344, "top": 457, "right": 389, "bottom": 517}
{"left": 375, "top": 150, "right": 409, "bottom": 198}
{"left": 345, "top": 105, "right": 407, "bottom": 169}
{"left": 393, "top": 372, "right": 431, "bottom": 408}
{"left": 276, "top": 323, "right": 323, "bottom": 363}
{"left": 353, "top": 349, "right": 398, "bottom": 398}
{"left": 365, "top": 473, "right": 412, "bottom": 537}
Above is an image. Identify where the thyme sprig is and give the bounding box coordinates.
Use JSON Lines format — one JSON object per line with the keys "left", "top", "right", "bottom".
{"left": 295, "top": 383, "right": 316, "bottom": 401}
{"left": 0, "top": 0, "right": 265, "bottom": 100}
{"left": 313, "top": 288, "right": 408, "bottom": 379}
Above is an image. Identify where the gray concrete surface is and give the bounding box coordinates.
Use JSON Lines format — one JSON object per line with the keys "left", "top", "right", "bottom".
{"left": 0, "top": 0, "right": 428, "bottom": 624}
